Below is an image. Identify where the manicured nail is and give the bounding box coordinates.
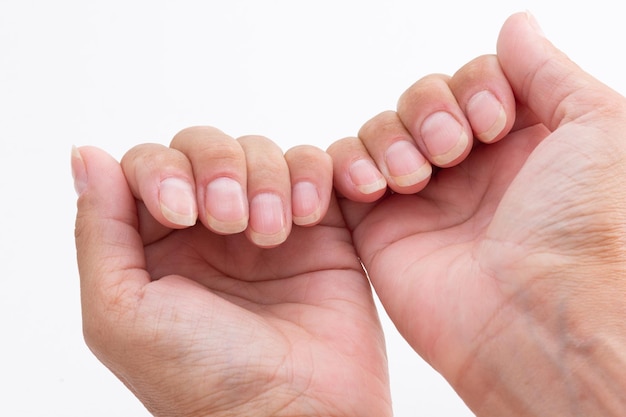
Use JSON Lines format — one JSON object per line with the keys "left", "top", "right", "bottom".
{"left": 205, "top": 177, "right": 248, "bottom": 234}
{"left": 159, "top": 177, "right": 197, "bottom": 226}
{"left": 349, "top": 159, "right": 387, "bottom": 194}
{"left": 71, "top": 146, "right": 87, "bottom": 196}
{"left": 249, "top": 192, "right": 287, "bottom": 246}
{"left": 466, "top": 91, "right": 506, "bottom": 143}
{"left": 292, "top": 181, "right": 321, "bottom": 225}
{"left": 384, "top": 141, "right": 432, "bottom": 187}
{"left": 420, "top": 111, "right": 468, "bottom": 166}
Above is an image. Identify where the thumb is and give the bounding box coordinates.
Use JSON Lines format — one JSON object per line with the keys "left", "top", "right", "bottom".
{"left": 497, "top": 12, "right": 622, "bottom": 131}
{"left": 72, "top": 146, "right": 149, "bottom": 336}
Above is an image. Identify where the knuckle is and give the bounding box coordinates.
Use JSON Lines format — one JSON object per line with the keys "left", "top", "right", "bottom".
{"left": 285, "top": 144, "right": 322, "bottom": 160}
{"left": 358, "top": 110, "right": 402, "bottom": 139}
{"left": 171, "top": 125, "right": 224, "bottom": 143}
{"left": 398, "top": 73, "right": 451, "bottom": 110}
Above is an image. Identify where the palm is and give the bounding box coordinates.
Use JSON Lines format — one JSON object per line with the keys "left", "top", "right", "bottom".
{"left": 130, "top": 202, "right": 390, "bottom": 416}
{"left": 339, "top": 121, "right": 591, "bottom": 379}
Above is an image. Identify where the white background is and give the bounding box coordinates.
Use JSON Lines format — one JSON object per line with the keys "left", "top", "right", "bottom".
{"left": 1, "top": 1, "right": 625, "bottom": 416}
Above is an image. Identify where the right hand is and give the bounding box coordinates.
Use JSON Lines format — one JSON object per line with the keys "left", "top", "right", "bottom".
{"left": 329, "top": 12, "right": 626, "bottom": 415}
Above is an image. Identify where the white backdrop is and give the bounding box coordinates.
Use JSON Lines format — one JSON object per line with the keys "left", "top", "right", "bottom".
{"left": 2, "top": 1, "right": 625, "bottom": 416}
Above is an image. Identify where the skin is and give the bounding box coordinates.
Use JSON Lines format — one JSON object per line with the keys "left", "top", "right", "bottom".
{"left": 73, "top": 132, "right": 391, "bottom": 416}
{"left": 329, "top": 12, "right": 626, "bottom": 415}
{"left": 73, "top": 12, "right": 626, "bottom": 417}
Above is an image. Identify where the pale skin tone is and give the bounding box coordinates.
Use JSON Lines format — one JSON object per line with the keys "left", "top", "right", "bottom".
{"left": 73, "top": 134, "right": 391, "bottom": 416}
{"left": 73, "top": 12, "right": 626, "bottom": 417}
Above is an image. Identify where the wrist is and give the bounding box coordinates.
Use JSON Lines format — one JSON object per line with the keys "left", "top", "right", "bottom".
{"left": 455, "top": 265, "right": 626, "bottom": 416}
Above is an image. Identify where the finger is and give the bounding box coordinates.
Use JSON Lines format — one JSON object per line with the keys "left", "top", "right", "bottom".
{"left": 327, "top": 136, "right": 387, "bottom": 203}
{"left": 448, "top": 55, "right": 516, "bottom": 144}
{"left": 72, "top": 146, "right": 149, "bottom": 352}
{"left": 497, "top": 12, "right": 623, "bottom": 131}
{"left": 238, "top": 135, "right": 292, "bottom": 248}
{"left": 358, "top": 110, "right": 432, "bottom": 193}
{"left": 121, "top": 143, "right": 197, "bottom": 228}
{"left": 171, "top": 126, "right": 249, "bottom": 235}
{"left": 284, "top": 145, "right": 333, "bottom": 226}
{"left": 397, "top": 74, "right": 473, "bottom": 167}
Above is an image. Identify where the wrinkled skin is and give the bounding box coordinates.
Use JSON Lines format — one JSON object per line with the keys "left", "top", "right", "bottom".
{"left": 74, "top": 141, "right": 392, "bottom": 417}
{"left": 332, "top": 13, "right": 626, "bottom": 415}
{"left": 74, "top": 12, "right": 626, "bottom": 417}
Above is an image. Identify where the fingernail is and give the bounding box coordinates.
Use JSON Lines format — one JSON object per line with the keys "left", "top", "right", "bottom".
{"left": 420, "top": 111, "right": 468, "bottom": 166}
{"left": 249, "top": 192, "right": 287, "bottom": 246}
{"left": 71, "top": 146, "right": 87, "bottom": 196}
{"left": 384, "top": 141, "right": 432, "bottom": 187}
{"left": 525, "top": 10, "right": 545, "bottom": 37}
{"left": 349, "top": 159, "right": 387, "bottom": 194}
{"left": 292, "top": 181, "right": 321, "bottom": 225}
{"left": 159, "top": 178, "right": 197, "bottom": 226}
{"left": 205, "top": 177, "right": 248, "bottom": 234}
{"left": 466, "top": 91, "right": 507, "bottom": 143}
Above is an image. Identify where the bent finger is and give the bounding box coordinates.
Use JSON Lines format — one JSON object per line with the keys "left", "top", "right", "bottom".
{"left": 327, "top": 136, "right": 387, "bottom": 203}
{"left": 284, "top": 145, "right": 333, "bottom": 226}
{"left": 238, "top": 135, "right": 292, "bottom": 248}
{"left": 397, "top": 74, "right": 473, "bottom": 168}
{"left": 121, "top": 143, "right": 198, "bottom": 229}
{"left": 498, "top": 12, "right": 623, "bottom": 132}
{"left": 171, "top": 126, "right": 249, "bottom": 235}
{"left": 358, "top": 110, "right": 432, "bottom": 193}
{"left": 448, "top": 54, "right": 516, "bottom": 144}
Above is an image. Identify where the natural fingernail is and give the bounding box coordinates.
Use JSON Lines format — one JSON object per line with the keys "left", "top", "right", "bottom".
{"left": 292, "top": 181, "right": 321, "bottom": 225}
{"left": 384, "top": 141, "right": 432, "bottom": 187}
{"left": 467, "top": 91, "right": 506, "bottom": 143}
{"left": 349, "top": 159, "right": 387, "bottom": 194}
{"left": 206, "top": 177, "right": 248, "bottom": 233}
{"left": 159, "top": 177, "right": 197, "bottom": 226}
{"left": 249, "top": 192, "right": 287, "bottom": 246}
{"left": 71, "top": 146, "right": 87, "bottom": 196}
{"left": 525, "top": 10, "right": 545, "bottom": 37}
{"left": 421, "top": 111, "right": 469, "bottom": 166}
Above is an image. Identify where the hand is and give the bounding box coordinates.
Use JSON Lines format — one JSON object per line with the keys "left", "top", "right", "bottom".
{"left": 329, "top": 12, "right": 626, "bottom": 415}
{"left": 72, "top": 127, "right": 391, "bottom": 416}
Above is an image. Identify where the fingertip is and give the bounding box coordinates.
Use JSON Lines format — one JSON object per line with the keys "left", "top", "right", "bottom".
{"left": 328, "top": 137, "right": 388, "bottom": 202}
{"left": 75, "top": 145, "right": 134, "bottom": 209}
{"left": 446, "top": 52, "right": 517, "bottom": 147}
{"left": 420, "top": 111, "right": 471, "bottom": 167}
{"left": 247, "top": 192, "right": 290, "bottom": 248}
{"left": 291, "top": 180, "right": 323, "bottom": 226}
{"left": 74, "top": 145, "right": 147, "bottom": 299}
{"left": 497, "top": 12, "right": 608, "bottom": 130}
{"left": 205, "top": 177, "right": 249, "bottom": 234}
{"left": 348, "top": 159, "right": 388, "bottom": 196}
{"left": 497, "top": 12, "right": 546, "bottom": 69}
{"left": 383, "top": 140, "right": 432, "bottom": 192}
{"left": 397, "top": 75, "right": 474, "bottom": 168}
{"left": 71, "top": 145, "right": 88, "bottom": 196}
{"left": 465, "top": 90, "right": 508, "bottom": 144}
{"left": 121, "top": 143, "right": 199, "bottom": 230}
{"left": 238, "top": 135, "right": 292, "bottom": 248}
{"left": 524, "top": 10, "right": 546, "bottom": 38}
{"left": 356, "top": 111, "right": 432, "bottom": 193}
{"left": 158, "top": 177, "right": 198, "bottom": 227}
{"left": 284, "top": 145, "right": 332, "bottom": 226}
